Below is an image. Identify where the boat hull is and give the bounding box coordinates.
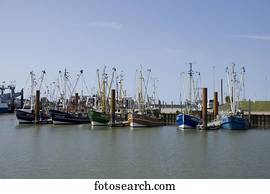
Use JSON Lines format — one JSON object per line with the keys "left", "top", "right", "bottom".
{"left": 50, "top": 110, "right": 90, "bottom": 124}
{"left": 128, "top": 114, "right": 165, "bottom": 127}
{"left": 221, "top": 115, "right": 248, "bottom": 130}
{"left": 88, "top": 110, "right": 110, "bottom": 126}
{"left": 91, "top": 121, "right": 108, "bottom": 126}
{"left": 176, "top": 113, "right": 200, "bottom": 129}
{"left": 0, "top": 103, "right": 13, "bottom": 113}
{"left": 16, "top": 109, "right": 52, "bottom": 124}
{"left": 16, "top": 109, "right": 35, "bottom": 123}
{"left": 0, "top": 107, "right": 10, "bottom": 113}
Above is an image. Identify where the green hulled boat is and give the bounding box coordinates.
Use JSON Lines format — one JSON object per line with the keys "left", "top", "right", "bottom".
{"left": 88, "top": 110, "right": 110, "bottom": 126}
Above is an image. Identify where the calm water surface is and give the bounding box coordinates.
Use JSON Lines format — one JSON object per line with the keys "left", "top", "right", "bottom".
{"left": 0, "top": 114, "right": 270, "bottom": 178}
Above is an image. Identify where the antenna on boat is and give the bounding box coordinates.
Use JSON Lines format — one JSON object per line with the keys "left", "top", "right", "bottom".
{"left": 240, "top": 66, "right": 246, "bottom": 100}
{"left": 137, "top": 65, "right": 145, "bottom": 112}
{"left": 188, "top": 62, "right": 193, "bottom": 107}
{"left": 152, "top": 77, "right": 158, "bottom": 107}
{"left": 30, "top": 71, "right": 36, "bottom": 110}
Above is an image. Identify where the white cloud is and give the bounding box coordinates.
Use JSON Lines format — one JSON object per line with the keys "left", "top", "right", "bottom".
{"left": 233, "top": 34, "right": 270, "bottom": 41}
{"left": 88, "top": 21, "right": 123, "bottom": 30}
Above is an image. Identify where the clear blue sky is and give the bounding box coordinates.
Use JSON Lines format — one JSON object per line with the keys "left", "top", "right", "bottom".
{"left": 0, "top": 0, "right": 269, "bottom": 102}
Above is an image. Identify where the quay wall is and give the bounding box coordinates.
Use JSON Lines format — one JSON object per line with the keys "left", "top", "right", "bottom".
{"left": 161, "top": 109, "right": 270, "bottom": 128}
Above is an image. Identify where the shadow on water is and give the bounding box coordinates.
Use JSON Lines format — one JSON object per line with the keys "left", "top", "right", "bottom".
{"left": 15, "top": 124, "right": 42, "bottom": 130}
{"left": 90, "top": 126, "right": 110, "bottom": 131}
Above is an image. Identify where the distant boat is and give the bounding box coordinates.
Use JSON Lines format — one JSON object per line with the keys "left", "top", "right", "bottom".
{"left": 88, "top": 67, "right": 116, "bottom": 127}
{"left": 0, "top": 83, "right": 22, "bottom": 113}
{"left": 0, "top": 102, "right": 10, "bottom": 113}
{"left": 88, "top": 109, "right": 110, "bottom": 126}
{"left": 129, "top": 66, "right": 164, "bottom": 128}
{"left": 16, "top": 109, "right": 50, "bottom": 124}
{"left": 16, "top": 71, "right": 51, "bottom": 124}
{"left": 221, "top": 115, "right": 248, "bottom": 129}
{"left": 128, "top": 112, "right": 164, "bottom": 127}
{"left": 50, "top": 69, "right": 91, "bottom": 125}
{"left": 50, "top": 109, "right": 90, "bottom": 124}
{"left": 15, "top": 109, "right": 35, "bottom": 123}
{"left": 176, "top": 63, "right": 201, "bottom": 129}
{"left": 176, "top": 113, "right": 200, "bottom": 129}
{"left": 220, "top": 64, "right": 248, "bottom": 130}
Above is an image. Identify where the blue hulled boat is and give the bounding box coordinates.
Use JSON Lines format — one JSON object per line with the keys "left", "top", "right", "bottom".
{"left": 220, "top": 64, "right": 249, "bottom": 130}
{"left": 0, "top": 102, "right": 9, "bottom": 113}
{"left": 176, "top": 113, "right": 200, "bottom": 129}
{"left": 176, "top": 63, "right": 201, "bottom": 130}
{"left": 221, "top": 115, "right": 248, "bottom": 130}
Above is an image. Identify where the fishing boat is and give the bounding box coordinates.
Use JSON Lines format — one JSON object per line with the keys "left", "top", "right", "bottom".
{"left": 0, "top": 102, "right": 9, "bottom": 113}
{"left": 128, "top": 66, "right": 164, "bottom": 127}
{"left": 0, "top": 84, "right": 13, "bottom": 113}
{"left": 128, "top": 111, "right": 164, "bottom": 127}
{"left": 88, "top": 109, "right": 110, "bottom": 126}
{"left": 221, "top": 114, "right": 248, "bottom": 129}
{"left": 16, "top": 108, "right": 51, "bottom": 124}
{"left": 176, "top": 63, "right": 200, "bottom": 129}
{"left": 88, "top": 67, "right": 116, "bottom": 126}
{"left": 176, "top": 113, "right": 200, "bottom": 129}
{"left": 50, "top": 109, "right": 89, "bottom": 124}
{"left": 0, "top": 83, "right": 22, "bottom": 113}
{"left": 16, "top": 71, "right": 51, "bottom": 124}
{"left": 220, "top": 64, "right": 248, "bottom": 130}
{"left": 50, "top": 69, "right": 91, "bottom": 124}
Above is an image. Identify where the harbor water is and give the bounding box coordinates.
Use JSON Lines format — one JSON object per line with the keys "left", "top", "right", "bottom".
{"left": 1, "top": 114, "right": 270, "bottom": 178}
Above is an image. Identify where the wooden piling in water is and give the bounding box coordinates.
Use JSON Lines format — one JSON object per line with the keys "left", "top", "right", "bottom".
{"left": 35, "top": 90, "right": 40, "bottom": 123}
{"left": 220, "top": 79, "right": 223, "bottom": 105}
{"left": 202, "top": 88, "right": 208, "bottom": 127}
{"left": 20, "top": 88, "right": 24, "bottom": 109}
{"left": 213, "top": 91, "right": 218, "bottom": 119}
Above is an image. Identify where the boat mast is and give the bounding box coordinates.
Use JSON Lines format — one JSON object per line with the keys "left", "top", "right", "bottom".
{"left": 226, "top": 66, "right": 232, "bottom": 114}
{"left": 30, "top": 71, "right": 35, "bottom": 110}
{"left": 70, "top": 70, "right": 83, "bottom": 97}
{"left": 38, "top": 70, "right": 46, "bottom": 91}
{"left": 152, "top": 78, "right": 158, "bottom": 107}
{"left": 119, "top": 72, "right": 123, "bottom": 100}
{"left": 240, "top": 67, "right": 246, "bottom": 100}
{"left": 57, "top": 70, "right": 63, "bottom": 109}
{"left": 188, "top": 62, "right": 193, "bottom": 113}
{"left": 101, "top": 66, "right": 107, "bottom": 113}
{"left": 232, "top": 64, "right": 237, "bottom": 114}
{"left": 226, "top": 63, "right": 239, "bottom": 114}
{"left": 193, "top": 72, "right": 201, "bottom": 108}
{"left": 116, "top": 74, "right": 119, "bottom": 104}
{"left": 138, "top": 65, "right": 144, "bottom": 112}
{"left": 144, "top": 69, "right": 151, "bottom": 107}
{"left": 107, "top": 67, "right": 116, "bottom": 102}
{"left": 63, "top": 68, "right": 68, "bottom": 110}
{"left": 97, "top": 69, "right": 101, "bottom": 97}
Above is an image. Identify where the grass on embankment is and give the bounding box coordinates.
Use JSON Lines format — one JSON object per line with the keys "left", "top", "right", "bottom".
{"left": 220, "top": 101, "right": 270, "bottom": 112}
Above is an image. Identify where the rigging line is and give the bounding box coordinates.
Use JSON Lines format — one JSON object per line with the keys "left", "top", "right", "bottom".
{"left": 143, "top": 69, "right": 151, "bottom": 104}
{"left": 82, "top": 76, "right": 91, "bottom": 95}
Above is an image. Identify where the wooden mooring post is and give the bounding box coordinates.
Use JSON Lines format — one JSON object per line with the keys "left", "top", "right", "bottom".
{"left": 35, "top": 90, "right": 40, "bottom": 123}
{"left": 202, "top": 88, "right": 208, "bottom": 128}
